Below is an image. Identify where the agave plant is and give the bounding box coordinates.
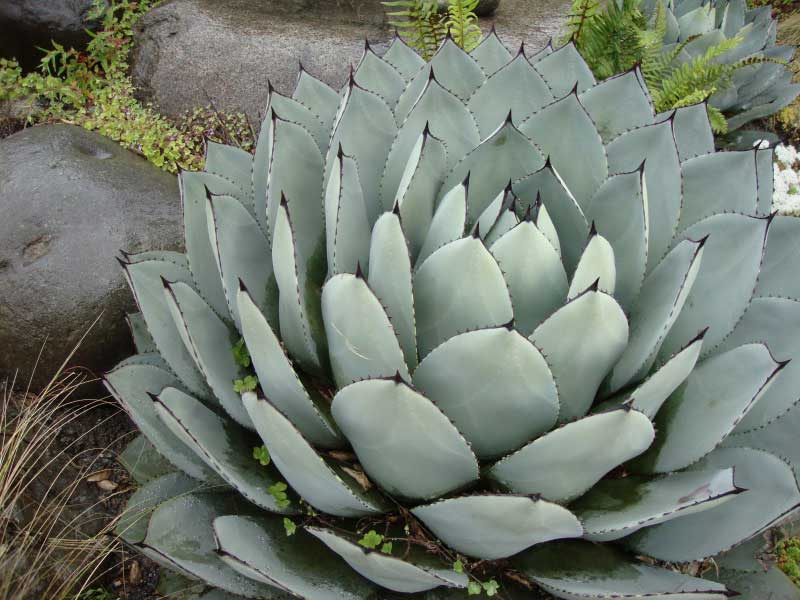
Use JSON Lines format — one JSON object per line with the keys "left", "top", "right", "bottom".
{"left": 107, "top": 32, "right": 800, "bottom": 599}
{"left": 643, "top": 0, "right": 800, "bottom": 132}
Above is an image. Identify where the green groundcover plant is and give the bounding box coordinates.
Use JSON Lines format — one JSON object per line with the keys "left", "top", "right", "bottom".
{"left": 566, "top": 0, "right": 800, "bottom": 134}
{"left": 0, "top": 0, "right": 253, "bottom": 172}
{"left": 106, "top": 33, "right": 800, "bottom": 599}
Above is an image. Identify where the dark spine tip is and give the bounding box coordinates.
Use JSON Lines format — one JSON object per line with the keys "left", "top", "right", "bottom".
{"left": 115, "top": 256, "right": 129, "bottom": 268}
{"left": 589, "top": 278, "right": 600, "bottom": 292}
{"left": 472, "top": 222, "right": 481, "bottom": 239}
{"left": 422, "top": 120, "right": 432, "bottom": 137}
{"left": 364, "top": 38, "right": 372, "bottom": 52}
{"left": 534, "top": 191, "right": 543, "bottom": 211}
{"left": 204, "top": 184, "right": 214, "bottom": 202}
{"left": 697, "top": 233, "right": 710, "bottom": 248}
{"left": 505, "top": 108, "right": 514, "bottom": 124}
{"left": 621, "top": 401, "right": 634, "bottom": 412}
{"left": 392, "top": 370, "right": 404, "bottom": 384}
{"left": 392, "top": 201, "right": 401, "bottom": 216}
{"left": 777, "top": 357, "right": 792, "bottom": 372}
{"left": 543, "top": 155, "right": 552, "bottom": 169}
{"left": 589, "top": 220, "right": 598, "bottom": 236}
{"left": 159, "top": 276, "right": 172, "bottom": 289}
{"left": 337, "top": 142, "right": 345, "bottom": 160}
{"left": 348, "top": 66, "right": 357, "bottom": 88}
{"left": 280, "top": 192, "right": 289, "bottom": 208}
{"left": 516, "top": 41, "right": 525, "bottom": 57}
{"left": 767, "top": 209, "right": 779, "bottom": 224}
{"left": 355, "top": 262, "right": 365, "bottom": 279}
{"left": 692, "top": 326, "right": 711, "bottom": 343}
{"left": 503, "top": 317, "right": 515, "bottom": 330}
{"left": 523, "top": 204, "right": 533, "bottom": 222}
{"left": 505, "top": 179, "right": 514, "bottom": 193}
{"left": 462, "top": 171, "right": 471, "bottom": 197}
{"left": 570, "top": 81, "right": 579, "bottom": 96}
{"left": 267, "top": 79, "right": 275, "bottom": 94}
{"left": 490, "top": 23, "right": 497, "bottom": 34}
{"left": 428, "top": 65, "right": 437, "bottom": 82}
{"left": 445, "top": 29, "right": 453, "bottom": 41}
{"left": 637, "top": 158, "right": 647, "bottom": 173}
{"left": 238, "top": 277, "right": 249, "bottom": 293}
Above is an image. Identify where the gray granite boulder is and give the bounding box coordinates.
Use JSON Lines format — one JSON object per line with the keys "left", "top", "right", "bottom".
{"left": 0, "top": 0, "right": 103, "bottom": 71}
{"left": 131, "top": 0, "right": 568, "bottom": 122}
{"left": 0, "top": 125, "right": 182, "bottom": 392}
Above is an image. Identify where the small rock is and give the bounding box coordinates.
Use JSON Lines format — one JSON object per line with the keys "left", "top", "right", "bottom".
{"left": 0, "top": 0, "right": 104, "bottom": 71}
{"left": 0, "top": 125, "right": 183, "bottom": 393}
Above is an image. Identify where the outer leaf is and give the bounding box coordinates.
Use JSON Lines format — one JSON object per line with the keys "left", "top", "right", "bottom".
{"left": 154, "top": 387, "right": 294, "bottom": 514}
{"left": 237, "top": 286, "right": 342, "bottom": 448}
{"left": 243, "top": 394, "right": 387, "bottom": 517}
{"left": 354, "top": 45, "right": 406, "bottom": 113}
{"left": 382, "top": 34, "right": 427, "bottom": 81}
{"left": 411, "top": 495, "right": 583, "bottom": 560}
{"left": 415, "top": 179, "right": 467, "bottom": 267}
{"left": 126, "top": 312, "right": 157, "bottom": 354}
{"left": 306, "top": 526, "right": 468, "bottom": 593}
{"left": 532, "top": 42, "right": 596, "bottom": 96}
{"left": 331, "top": 379, "right": 479, "bottom": 501}
{"left": 488, "top": 409, "right": 655, "bottom": 502}
{"left": 469, "top": 30, "right": 513, "bottom": 76}
{"left": 117, "top": 434, "right": 176, "bottom": 485}
{"left": 568, "top": 232, "right": 616, "bottom": 300}
{"left": 579, "top": 70, "right": 654, "bottom": 143}
{"left": 756, "top": 214, "right": 800, "bottom": 300}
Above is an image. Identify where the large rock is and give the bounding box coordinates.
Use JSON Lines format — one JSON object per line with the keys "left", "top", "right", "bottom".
{"left": 0, "top": 0, "right": 101, "bottom": 71}
{"left": 0, "top": 125, "right": 182, "bottom": 392}
{"left": 132, "top": 0, "right": 568, "bottom": 122}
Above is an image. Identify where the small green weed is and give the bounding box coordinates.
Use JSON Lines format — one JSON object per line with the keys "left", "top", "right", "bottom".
{"left": 777, "top": 537, "right": 800, "bottom": 586}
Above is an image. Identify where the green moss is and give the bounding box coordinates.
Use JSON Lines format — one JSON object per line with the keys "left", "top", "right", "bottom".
{"left": 0, "top": 0, "right": 253, "bottom": 173}
{"left": 777, "top": 537, "right": 800, "bottom": 587}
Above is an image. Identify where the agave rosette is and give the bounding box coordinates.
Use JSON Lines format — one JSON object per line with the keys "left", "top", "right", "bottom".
{"left": 644, "top": 0, "right": 800, "bottom": 131}
{"left": 107, "top": 33, "right": 800, "bottom": 599}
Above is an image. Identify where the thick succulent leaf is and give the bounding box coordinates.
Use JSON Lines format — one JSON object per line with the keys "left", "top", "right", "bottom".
{"left": 584, "top": 169, "right": 648, "bottom": 310}
{"left": 568, "top": 233, "right": 616, "bottom": 300}
{"left": 126, "top": 312, "right": 157, "bottom": 354}
{"left": 412, "top": 495, "right": 582, "bottom": 560}
{"left": 714, "top": 297, "right": 800, "bottom": 432}
{"left": 321, "top": 273, "right": 410, "bottom": 387}
{"left": 122, "top": 254, "right": 211, "bottom": 399}
{"left": 327, "top": 83, "right": 398, "bottom": 223}
{"left": 441, "top": 119, "right": 545, "bottom": 227}
{"left": 268, "top": 88, "right": 329, "bottom": 153}
{"left": 712, "top": 565, "right": 800, "bottom": 600}
{"left": 354, "top": 46, "right": 406, "bottom": 113}
{"left": 724, "top": 398, "right": 800, "bottom": 480}
{"left": 624, "top": 332, "right": 706, "bottom": 419}
{"left": 634, "top": 343, "right": 783, "bottom": 473}
{"left": 606, "top": 238, "right": 705, "bottom": 393}
{"left": 490, "top": 220, "right": 568, "bottom": 336}
{"left": 265, "top": 116, "right": 325, "bottom": 244}
{"left": 725, "top": 83, "right": 800, "bottom": 131}
{"left": 532, "top": 42, "right": 596, "bottom": 96}
{"left": 571, "top": 469, "right": 741, "bottom": 542}
{"left": 519, "top": 92, "right": 608, "bottom": 209}
{"left": 368, "top": 212, "right": 418, "bottom": 369}
{"left": 579, "top": 70, "right": 654, "bottom": 143}
{"left": 331, "top": 379, "right": 479, "bottom": 501}
{"left": 533, "top": 194, "right": 561, "bottom": 254}
{"left": 677, "top": 4, "right": 716, "bottom": 39}
{"left": 414, "top": 237, "right": 513, "bottom": 359}
{"left": 115, "top": 472, "right": 205, "bottom": 544}
{"left": 180, "top": 171, "right": 236, "bottom": 316}
{"left": 488, "top": 409, "right": 655, "bottom": 502}
{"left": 512, "top": 163, "right": 590, "bottom": 274}
{"left": 473, "top": 189, "right": 505, "bottom": 239}
{"left": 272, "top": 201, "right": 327, "bottom": 377}
{"left": 237, "top": 287, "right": 342, "bottom": 448}
{"left": 672, "top": 104, "right": 715, "bottom": 162}
{"left": 204, "top": 142, "right": 254, "bottom": 212}
{"left": 291, "top": 66, "right": 339, "bottom": 136}
{"left": 214, "top": 515, "right": 378, "bottom": 598}
{"left": 155, "top": 387, "right": 294, "bottom": 513}
{"left": 469, "top": 30, "right": 513, "bottom": 75}
{"left": 678, "top": 151, "right": 759, "bottom": 233}
{"left": 324, "top": 151, "right": 371, "bottom": 275}
{"left": 381, "top": 78, "right": 479, "bottom": 211}
{"left": 105, "top": 361, "right": 219, "bottom": 482}
{"left": 515, "top": 540, "right": 732, "bottom": 599}
{"left": 484, "top": 202, "right": 519, "bottom": 246}
{"left": 306, "top": 526, "right": 468, "bottom": 593}
{"left": 467, "top": 54, "right": 554, "bottom": 138}
{"left": 658, "top": 213, "right": 770, "bottom": 360}
{"left": 755, "top": 146, "right": 774, "bottom": 216}
{"left": 627, "top": 447, "right": 800, "bottom": 561}
{"left": 206, "top": 193, "right": 276, "bottom": 331}
{"left": 530, "top": 289, "right": 629, "bottom": 422}
{"left": 393, "top": 130, "right": 448, "bottom": 262}
{"left": 606, "top": 117, "right": 682, "bottom": 273}
{"left": 118, "top": 434, "right": 177, "bottom": 485}
{"left": 163, "top": 280, "right": 253, "bottom": 429}
{"left": 140, "top": 492, "right": 284, "bottom": 598}
{"left": 382, "top": 35, "right": 426, "bottom": 81}
{"left": 394, "top": 38, "right": 485, "bottom": 120}
{"left": 415, "top": 180, "right": 467, "bottom": 267}
{"left": 242, "top": 394, "right": 387, "bottom": 517}
{"left": 413, "top": 327, "right": 558, "bottom": 459}
{"left": 756, "top": 214, "right": 800, "bottom": 300}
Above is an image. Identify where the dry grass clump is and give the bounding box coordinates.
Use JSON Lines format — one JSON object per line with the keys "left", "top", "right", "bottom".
{"left": 0, "top": 362, "right": 126, "bottom": 600}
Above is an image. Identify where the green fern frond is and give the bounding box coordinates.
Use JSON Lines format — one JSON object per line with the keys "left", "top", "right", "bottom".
{"left": 383, "top": 0, "right": 446, "bottom": 59}
{"left": 446, "top": 0, "right": 482, "bottom": 52}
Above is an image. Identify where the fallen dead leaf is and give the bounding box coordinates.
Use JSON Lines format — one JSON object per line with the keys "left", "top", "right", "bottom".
{"left": 341, "top": 466, "right": 372, "bottom": 490}
{"left": 129, "top": 560, "right": 141, "bottom": 584}
{"left": 86, "top": 469, "right": 113, "bottom": 482}
{"left": 97, "top": 479, "right": 118, "bottom": 491}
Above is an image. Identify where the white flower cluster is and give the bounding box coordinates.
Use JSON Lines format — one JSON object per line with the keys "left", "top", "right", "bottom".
{"left": 773, "top": 143, "right": 800, "bottom": 216}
